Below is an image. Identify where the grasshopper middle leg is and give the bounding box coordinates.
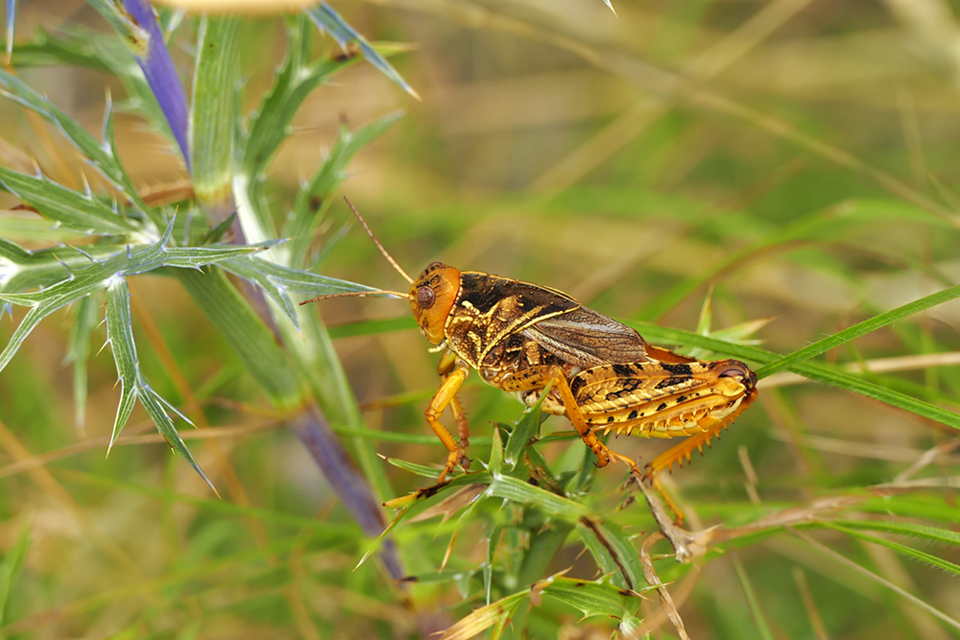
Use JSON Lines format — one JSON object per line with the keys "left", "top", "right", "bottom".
{"left": 496, "top": 365, "right": 641, "bottom": 473}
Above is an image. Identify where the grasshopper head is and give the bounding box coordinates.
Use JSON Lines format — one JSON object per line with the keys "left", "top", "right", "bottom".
{"left": 410, "top": 262, "right": 461, "bottom": 345}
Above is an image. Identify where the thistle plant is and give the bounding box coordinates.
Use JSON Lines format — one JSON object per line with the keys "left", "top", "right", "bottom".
{"left": 0, "top": 0, "right": 411, "bottom": 577}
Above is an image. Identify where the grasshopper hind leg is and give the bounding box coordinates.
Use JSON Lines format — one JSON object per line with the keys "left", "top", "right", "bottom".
{"left": 639, "top": 387, "right": 759, "bottom": 526}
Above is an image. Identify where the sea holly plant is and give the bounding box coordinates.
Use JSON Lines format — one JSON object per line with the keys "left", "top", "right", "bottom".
{"left": 0, "top": 6, "right": 407, "bottom": 544}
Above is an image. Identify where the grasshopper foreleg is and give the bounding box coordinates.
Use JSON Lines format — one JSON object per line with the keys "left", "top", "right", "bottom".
{"left": 438, "top": 350, "right": 471, "bottom": 452}
{"left": 425, "top": 366, "right": 471, "bottom": 483}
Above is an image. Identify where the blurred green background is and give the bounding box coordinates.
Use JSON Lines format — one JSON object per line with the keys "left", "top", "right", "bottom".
{"left": 1, "top": 0, "right": 959, "bottom": 638}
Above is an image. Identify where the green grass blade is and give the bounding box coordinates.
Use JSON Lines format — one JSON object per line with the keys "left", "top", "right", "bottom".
{"left": 822, "top": 522, "right": 960, "bottom": 577}
{"left": 326, "top": 315, "right": 416, "bottom": 339}
{"left": 830, "top": 519, "right": 960, "bottom": 546}
{"left": 756, "top": 284, "right": 960, "bottom": 378}
{"left": 733, "top": 557, "right": 776, "bottom": 640}
{"left": 0, "top": 519, "right": 30, "bottom": 627}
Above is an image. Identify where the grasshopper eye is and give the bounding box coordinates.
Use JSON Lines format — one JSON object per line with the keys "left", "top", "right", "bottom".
{"left": 417, "top": 286, "right": 435, "bottom": 309}
{"left": 718, "top": 361, "right": 757, "bottom": 389}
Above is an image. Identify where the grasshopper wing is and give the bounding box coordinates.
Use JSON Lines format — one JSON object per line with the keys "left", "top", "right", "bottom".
{"left": 522, "top": 306, "right": 649, "bottom": 368}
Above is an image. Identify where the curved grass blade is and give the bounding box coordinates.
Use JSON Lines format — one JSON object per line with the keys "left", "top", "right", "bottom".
{"left": 756, "top": 284, "right": 960, "bottom": 378}
{"left": 822, "top": 522, "right": 960, "bottom": 577}
{"left": 829, "top": 519, "right": 960, "bottom": 547}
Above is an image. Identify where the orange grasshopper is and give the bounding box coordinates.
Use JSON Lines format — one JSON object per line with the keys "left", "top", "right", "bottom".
{"left": 303, "top": 199, "right": 758, "bottom": 510}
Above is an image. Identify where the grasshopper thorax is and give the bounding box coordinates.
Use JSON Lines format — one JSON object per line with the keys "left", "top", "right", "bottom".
{"left": 410, "top": 261, "right": 461, "bottom": 345}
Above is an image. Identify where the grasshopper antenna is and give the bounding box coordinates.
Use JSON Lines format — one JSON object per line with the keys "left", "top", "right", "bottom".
{"left": 300, "top": 289, "right": 412, "bottom": 306}
{"left": 343, "top": 196, "right": 414, "bottom": 284}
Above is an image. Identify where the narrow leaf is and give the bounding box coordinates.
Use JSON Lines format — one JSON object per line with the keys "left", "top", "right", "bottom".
{"left": 0, "top": 165, "right": 143, "bottom": 237}
{"left": 190, "top": 15, "right": 240, "bottom": 207}
{"left": 823, "top": 522, "right": 960, "bottom": 577}
{"left": 630, "top": 321, "right": 960, "bottom": 432}
{"left": 86, "top": 0, "right": 150, "bottom": 56}
{"left": 0, "top": 67, "right": 145, "bottom": 206}
{"left": 757, "top": 284, "right": 960, "bottom": 377}
{"left": 65, "top": 293, "right": 100, "bottom": 429}
{"left": 0, "top": 519, "right": 30, "bottom": 627}
{"left": 306, "top": 4, "right": 417, "bottom": 98}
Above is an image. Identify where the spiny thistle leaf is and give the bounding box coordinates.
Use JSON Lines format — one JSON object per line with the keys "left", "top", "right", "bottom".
{"left": 305, "top": 4, "right": 417, "bottom": 99}
{"left": 285, "top": 112, "right": 403, "bottom": 265}
{"left": 0, "top": 219, "right": 269, "bottom": 374}
{"left": 105, "top": 278, "right": 215, "bottom": 491}
{"left": 220, "top": 255, "right": 378, "bottom": 330}
{"left": 86, "top": 0, "right": 151, "bottom": 57}
{"left": 241, "top": 15, "right": 364, "bottom": 179}
{"left": 0, "top": 67, "right": 146, "bottom": 210}
{"left": 0, "top": 166, "right": 144, "bottom": 238}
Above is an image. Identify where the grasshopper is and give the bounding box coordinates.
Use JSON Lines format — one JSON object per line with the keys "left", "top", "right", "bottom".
{"left": 303, "top": 199, "right": 758, "bottom": 505}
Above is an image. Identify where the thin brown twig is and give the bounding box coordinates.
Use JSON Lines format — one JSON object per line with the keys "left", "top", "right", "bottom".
{"left": 639, "top": 532, "right": 690, "bottom": 640}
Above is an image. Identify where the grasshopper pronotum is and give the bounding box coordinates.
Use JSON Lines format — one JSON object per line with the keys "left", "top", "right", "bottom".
{"left": 302, "top": 199, "right": 758, "bottom": 517}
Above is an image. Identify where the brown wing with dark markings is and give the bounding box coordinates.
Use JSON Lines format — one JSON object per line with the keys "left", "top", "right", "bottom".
{"left": 521, "top": 305, "right": 649, "bottom": 369}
